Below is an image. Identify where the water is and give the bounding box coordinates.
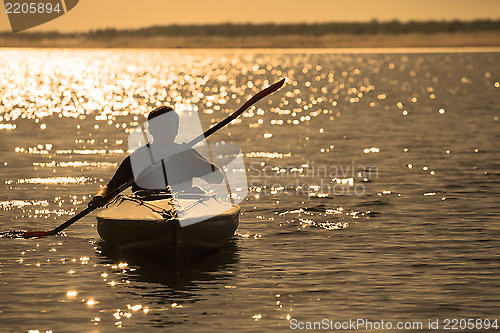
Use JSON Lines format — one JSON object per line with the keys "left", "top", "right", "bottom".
{"left": 0, "top": 48, "right": 499, "bottom": 332}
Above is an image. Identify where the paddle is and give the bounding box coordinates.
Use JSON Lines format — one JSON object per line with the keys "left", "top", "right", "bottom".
{"left": 19, "top": 78, "right": 286, "bottom": 239}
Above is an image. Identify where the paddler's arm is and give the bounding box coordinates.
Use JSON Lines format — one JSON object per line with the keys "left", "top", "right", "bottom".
{"left": 88, "top": 156, "right": 134, "bottom": 208}
{"left": 203, "top": 162, "right": 224, "bottom": 184}
{"left": 88, "top": 184, "right": 111, "bottom": 208}
{"left": 191, "top": 150, "right": 224, "bottom": 184}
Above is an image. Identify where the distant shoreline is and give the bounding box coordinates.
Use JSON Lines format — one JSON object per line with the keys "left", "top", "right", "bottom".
{"left": 1, "top": 32, "right": 499, "bottom": 49}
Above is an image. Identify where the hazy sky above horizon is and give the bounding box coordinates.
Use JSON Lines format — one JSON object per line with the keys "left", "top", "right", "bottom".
{"left": 1, "top": 0, "right": 500, "bottom": 32}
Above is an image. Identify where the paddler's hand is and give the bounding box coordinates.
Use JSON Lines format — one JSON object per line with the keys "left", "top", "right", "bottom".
{"left": 88, "top": 195, "right": 105, "bottom": 208}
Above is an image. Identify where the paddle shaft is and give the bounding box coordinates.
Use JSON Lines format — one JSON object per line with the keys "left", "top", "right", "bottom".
{"left": 188, "top": 78, "right": 285, "bottom": 147}
{"left": 22, "top": 78, "right": 285, "bottom": 238}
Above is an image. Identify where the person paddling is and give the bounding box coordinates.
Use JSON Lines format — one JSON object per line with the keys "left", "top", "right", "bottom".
{"left": 88, "top": 106, "right": 223, "bottom": 208}
{"left": 16, "top": 79, "right": 284, "bottom": 239}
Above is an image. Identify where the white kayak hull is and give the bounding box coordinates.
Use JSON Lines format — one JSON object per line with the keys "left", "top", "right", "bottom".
{"left": 96, "top": 193, "right": 240, "bottom": 251}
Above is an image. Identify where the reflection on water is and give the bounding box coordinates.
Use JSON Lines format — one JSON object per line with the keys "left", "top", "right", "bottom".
{"left": 96, "top": 240, "right": 239, "bottom": 288}
{"left": 95, "top": 241, "right": 240, "bottom": 328}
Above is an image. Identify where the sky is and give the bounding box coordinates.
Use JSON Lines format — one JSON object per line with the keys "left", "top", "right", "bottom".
{"left": 1, "top": 0, "right": 500, "bottom": 33}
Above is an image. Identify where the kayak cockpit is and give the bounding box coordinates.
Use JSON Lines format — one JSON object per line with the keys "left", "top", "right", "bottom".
{"left": 96, "top": 190, "right": 240, "bottom": 251}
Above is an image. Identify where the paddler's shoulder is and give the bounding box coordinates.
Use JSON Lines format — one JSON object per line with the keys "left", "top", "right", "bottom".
{"left": 119, "top": 145, "right": 152, "bottom": 167}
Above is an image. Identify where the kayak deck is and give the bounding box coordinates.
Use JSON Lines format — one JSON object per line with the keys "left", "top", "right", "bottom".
{"left": 96, "top": 192, "right": 240, "bottom": 251}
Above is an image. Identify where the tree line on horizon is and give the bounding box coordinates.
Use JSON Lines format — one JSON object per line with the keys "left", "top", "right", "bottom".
{"left": 2, "top": 19, "right": 500, "bottom": 39}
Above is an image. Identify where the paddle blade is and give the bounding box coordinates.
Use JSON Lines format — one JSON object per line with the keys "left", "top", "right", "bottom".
{"left": 0, "top": 230, "right": 28, "bottom": 239}
{"left": 21, "top": 231, "right": 52, "bottom": 239}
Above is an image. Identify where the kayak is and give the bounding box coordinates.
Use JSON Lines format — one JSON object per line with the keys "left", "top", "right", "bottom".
{"left": 96, "top": 190, "right": 240, "bottom": 251}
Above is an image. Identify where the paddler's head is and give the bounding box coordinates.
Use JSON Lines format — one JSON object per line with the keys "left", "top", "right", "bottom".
{"left": 147, "top": 106, "right": 179, "bottom": 143}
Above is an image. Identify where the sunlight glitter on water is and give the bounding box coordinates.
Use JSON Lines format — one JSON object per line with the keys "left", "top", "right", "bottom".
{"left": 0, "top": 200, "right": 49, "bottom": 209}
{"left": 0, "top": 49, "right": 413, "bottom": 137}
{"left": 5, "top": 176, "right": 91, "bottom": 185}
{"left": 245, "top": 152, "right": 291, "bottom": 158}
{"left": 32, "top": 161, "right": 118, "bottom": 168}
